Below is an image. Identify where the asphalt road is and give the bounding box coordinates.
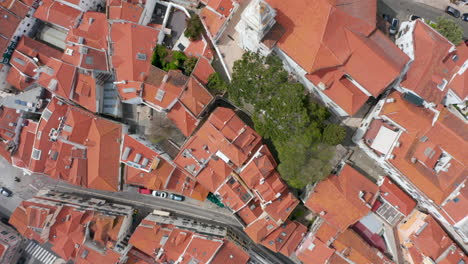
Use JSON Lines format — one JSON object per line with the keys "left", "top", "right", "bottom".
{"left": 53, "top": 183, "right": 293, "bottom": 264}
{"left": 378, "top": 0, "right": 468, "bottom": 37}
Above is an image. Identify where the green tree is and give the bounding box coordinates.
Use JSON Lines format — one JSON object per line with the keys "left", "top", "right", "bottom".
{"left": 322, "top": 124, "right": 346, "bottom": 145}
{"left": 151, "top": 45, "right": 168, "bottom": 68}
{"left": 433, "top": 17, "right": 463, "bottom": 45}
{"left": 207, "top": 72, "right": 227, "bottom": 93}
{"left": 229, "top": 52, "right": 337, "bottom": 189}
{"left": 183, "top": 57, "right": 198, "bottom": 75}
{"left": 185, "top": 15, "right": 204, "bottom": 41}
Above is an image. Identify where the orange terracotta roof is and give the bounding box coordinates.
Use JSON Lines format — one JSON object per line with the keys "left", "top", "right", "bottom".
{"left": 261, "top": 220, "right": 305, "bottom": 253}
{"left": 265, "top": 0, "right": 375, "bottom": 73}
{"left": 314, "top": 221, "right": 339, "bottom": 245}
{"left": 216, "top": 175, "right": 252, "bottom": 212}
{"left": 37, "top": 58, "right": 77, "bottom": 99}
{"left": 74, "top": 244, "right": 122, "bottom": 264}
{"left": 15, "top": 36, "right": 62, "bottom": 64}
{"left": 142, "top": 70, "right": 188, "bottom": 110}
{"left": 304, "top": 164, "right": 378, "bottom": 232}
{"left": 210, "top": 241, "right": 250, "bottom": 264}
{"left": 61, "top": 44, "right": 109, "bottom": 71}
{"left": 191, "top": 57, "right": 215, "bottom": 85}
{"left": 380, "top": 93, "right": 467, "bottom": 205}
{"left": 244, "top": 216, "right": 279, "bottom": 243}
{"left": 108, "top": 0, "right": 143, "bottom": 23}
{"left": 0, "top": 0, "right": 29, "bottom": 17}
{"left": 442, "top": 184, "right": 467, "bottom": 223}
{"left": 296, "top": 234, "right": 335, "bottom": 264}
{"left": 307, "top": 69, "right": 368, "bottom": 116}
{"left": 200, "top": 7, "right": 226, "bottom": 38}
{"left": 162, "top": 228, "right": 193, "bottom": 262}
{"left": 236, "top": 199, "right": 263, "bottom": 226}
{"left": 263, "top": 190, "right": 299, "bottom": 222}
{"left": 205, "top": 0, "right": 234, "bottom": 17}
{"left": 333, "top": 229, "right": 392, "bottom": 264}
{"left": 239, "top": 144, "right": 277, "bottom": 189}
{"left": 11, "top": 121, "right": 38, "bottom": 169}
{"left": 165, "top": 168, "right": 209, "bottom": 201}
{"left": 0, "top": 6, "right": 21, "bottom": 47}
{"left": 179, "top": 76, "right": 213, "bottom": 116}
{"left": 34, "top": 0, "right": 82, "bottom": 29}
{"left": 67, "top": 12, "right": 109, "bottom": 50}
{"left": 167, "top": 101, "right": 198, "bottom": 137}
{"left": 72, "top": 73, "right": 98, "bottom": 112}
{"left": 129, "top": 219, "right": 170, "bottom": 258}
{"left": 401, "top": 20, "right": 457, "bottom": 104}
{"left": 121, "top": 134, "right": 165, "bottom": 172}
{"left": 196, "top": 157, "right": 232, "bottom": 191}
{"left": 179, "top": 236, "right": 223, "bottom": 264}
{"left": 407, "top": 215, "right": 467, "bottom": 264}
{"left": 110, "top": 22, "right": 159, "bottom": 82}
{"left": 379, "top": 177, "right": 416, "bottom": 216}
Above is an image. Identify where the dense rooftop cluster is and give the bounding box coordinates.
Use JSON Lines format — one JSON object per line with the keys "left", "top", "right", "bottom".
{"left": 0, "top": 0, "right": 467, "bottom": 262}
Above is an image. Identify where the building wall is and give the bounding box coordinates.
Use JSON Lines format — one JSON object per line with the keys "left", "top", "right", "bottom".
{"left": 0, "top": 222, "right": 23, "bottom": 264}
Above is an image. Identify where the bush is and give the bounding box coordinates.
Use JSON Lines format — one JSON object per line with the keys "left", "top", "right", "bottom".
{"left": 207, "top": 72, "right": 227, "bottom": 93}
{"left": 322, "top": 124, "right": 346, "bottom": 145}
{"left": 433, "top": 17, "right": 463, "bottom": 45}
{"left": 183, "top": 57, "right": 198, "bottom": 75}
{"left": 185, "top": 15, "right": 204, "bottom": 41}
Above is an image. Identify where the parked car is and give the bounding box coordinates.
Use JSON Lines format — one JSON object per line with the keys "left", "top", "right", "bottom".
{"left": 389, "top": 18, "right": 399, "bottom": 35}
{"left": 462, "top": 13, "right": 468, "bottom": 22}
{"left": 0, "top": 187, "right": 12, "bottom": 197}
{"left": 169, "top": 193, "right": 185, "bottom": 201}
{"left": 408, "top": 15, "right": 421, "bottom": 21}
{"left": 152, "top": 191, "right": 168, "bottom": 198}
{"left": 446, "top": 6, "right": 461, "bottom": 18}
{"left": 138, "top": 187, "right": 151, "bottom": 195}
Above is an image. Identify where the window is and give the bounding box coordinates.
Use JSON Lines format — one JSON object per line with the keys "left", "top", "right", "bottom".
{"left": 0, "top": 231, "right": 8, "bottom": 235}
{"left": 8, "top": 235, "right": 15, "bottom": 240}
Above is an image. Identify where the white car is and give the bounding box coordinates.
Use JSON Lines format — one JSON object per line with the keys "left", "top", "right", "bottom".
{"left": 152, "top": 190, "right": 168, "bottom": 198}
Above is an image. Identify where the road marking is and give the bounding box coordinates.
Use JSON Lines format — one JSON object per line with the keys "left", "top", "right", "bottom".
{"left": 25, "top": 241, "right": 35, "bottom": 252}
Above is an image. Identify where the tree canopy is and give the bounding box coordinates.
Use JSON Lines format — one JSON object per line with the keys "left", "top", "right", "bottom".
{"left": 433, "top": 17, "right": 463, "bottom": 45}
{"left": 229, "top": 52, "right": 346, "bottom": 189}
{"left": 185, "top": 15, "right": 204, "bottom": 41}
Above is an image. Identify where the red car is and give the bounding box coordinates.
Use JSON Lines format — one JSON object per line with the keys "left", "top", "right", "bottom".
{"left": 138, "top": 187, "right": 151, "bottom": 195}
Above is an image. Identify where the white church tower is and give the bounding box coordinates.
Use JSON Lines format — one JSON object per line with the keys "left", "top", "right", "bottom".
{"left": 235, "top": 0, "right": 276, "bottom": 55}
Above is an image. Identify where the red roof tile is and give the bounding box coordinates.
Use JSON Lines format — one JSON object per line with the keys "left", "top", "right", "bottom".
{"left": 263, "top": 190, "right": 299, "bottom": 222}
{"left": 296, "top": 233, "right": 335, "bottom": 264}
{"left": 0, "top": 0, "right": 29, "bottom": 17}
{"left": 304, "top": 164, "right": 378, "bottom": 232}
{"left": 34, "top": 0, "right": 82, "bottom": 29}
{"left": 236, "top": 199, "right": 263, "bottom": 226}
{"left": 121, "top": 134, "right": 166, "bottom": 172}
{"left": 108, "top": 0, "right": 143, "bottom": 23}
{"left": 143, "top": 69, "right": 188, "bottom": 110}
{"left": 210, "top": 241, "right": 250, "bottom": 264}
{"left": 216, "top": 175, "right": 252, "bottom": 212}
{"left": 179, "top": 76, "right": 213, "bottom": 116}
{"left": 200, "top": 7, "right": 226, "bottom": 39}
{"left": 380, "top": 93, "right": 467, "bottom": 205}
{"left": 111, "top": 22, "right": 159, "bottom": 82}
{"left": 205, "top": 0, "right": 234, "bottom": 17}
{"left": 244, "top": 216, "right": 279, "bottom": 243}
{"left": 407, "top": 215, "right": 467, "bottom": 264}
{"left": 401, "top": 21, "right": 457, "bottom": 104}
{"left": 37, "top": 58, "right": 77, "bottom": 99}
{"left": 378, "top": 177, "right": 416, "bottom": 216}
{"left": 67, "top": 12, "right": 108, "bottom": 49}
{"left": 333, "top": 229, "right": 392, "bottom": 264}
{"left": 191, "top": 57, "right": 215, "bottom": 85}
{"left": 0, "top": 6, "right": 21, "bottom": 46}
{"left": 179, "top": 236, "right": 223, "bottom": 264}
{"left": 261, "top": 220, "right": 305, "bottom": 253}
{"left": 167, "top": 101, "right": 198, "bottom": 137}
{"left": 442, "top": 184, "right": 467, "bottom": 223}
